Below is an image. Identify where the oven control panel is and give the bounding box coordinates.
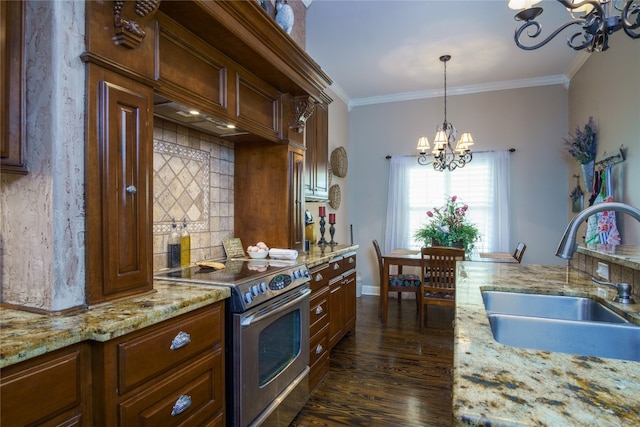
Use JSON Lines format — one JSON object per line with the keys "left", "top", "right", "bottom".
{"left": 238, "top": 265, "right": 310, "bottom": 311}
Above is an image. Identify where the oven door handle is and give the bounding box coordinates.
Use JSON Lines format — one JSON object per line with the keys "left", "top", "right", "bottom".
{"left": 240, "top": 287, "right": 310, "bottom": 327}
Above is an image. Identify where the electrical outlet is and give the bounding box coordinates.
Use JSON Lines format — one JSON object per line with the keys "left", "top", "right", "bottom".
{"left": 596, "top": 262, "right": 609, "bottom": 281}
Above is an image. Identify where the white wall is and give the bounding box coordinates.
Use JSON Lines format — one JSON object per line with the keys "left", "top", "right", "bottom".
{"left": 347, "top": 85, "right": 570, "bottom": 295}
{"left": 567, "top": 35, "right": 640, "bottom": 245}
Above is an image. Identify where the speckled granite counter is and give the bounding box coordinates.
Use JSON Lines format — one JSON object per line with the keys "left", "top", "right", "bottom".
{"left": 297, "top": 244, "right": 358, "bottom": 268}
{"left": 0, "top": 282, "right": 230, "bottom": 368}
{"left": 0, "top": 245, "right": 359, "bottom": 369}
{"left": 453, "top": 262, "right": 640, "bottom": 426}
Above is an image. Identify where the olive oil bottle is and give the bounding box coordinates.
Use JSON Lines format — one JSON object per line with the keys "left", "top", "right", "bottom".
{"left": 168, "top": 218, "right": 181, "bottom": 268}
{"left": 180, "top": 216, "right": 191, "bottom": 267}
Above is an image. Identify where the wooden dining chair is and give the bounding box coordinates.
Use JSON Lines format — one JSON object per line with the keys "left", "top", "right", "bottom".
{"left": 419, "top": 246, "right": 465, "bottom": 332}
{"left": 513, "top": 242, "right": 527, "bottom": 263}
{"left": 372, "top": 240, "right": 421, "bottom": 315}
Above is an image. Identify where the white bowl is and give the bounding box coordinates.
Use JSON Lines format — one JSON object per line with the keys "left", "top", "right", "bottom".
{"left": 248, "top": 251, "right": 268, "bottom": 259}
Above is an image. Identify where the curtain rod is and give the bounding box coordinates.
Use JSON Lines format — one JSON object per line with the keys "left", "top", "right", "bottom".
{"left": 385, "top": 148, "right": 515, "bottom": 159}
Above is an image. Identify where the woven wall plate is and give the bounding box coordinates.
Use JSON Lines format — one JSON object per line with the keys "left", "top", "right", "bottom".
{"left": 329, "top": 184, "right": 341, "bottom": 210}
{"left": 330, "top": 146, "right": 348, "bottom": 178}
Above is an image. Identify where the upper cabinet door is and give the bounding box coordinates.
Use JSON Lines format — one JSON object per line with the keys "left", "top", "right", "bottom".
{"left": 86, "top": 66, "right": 153, "bottom": 304}
{"left": 305, "top": 102, "right": 329, "bottom": 201}
{"left": 1, "top": 1, "right": 27, "bottom": 174}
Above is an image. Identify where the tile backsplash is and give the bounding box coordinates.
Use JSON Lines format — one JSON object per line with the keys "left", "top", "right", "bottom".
{"left": 153, "top": 118, "right": 234, "bottom": 270}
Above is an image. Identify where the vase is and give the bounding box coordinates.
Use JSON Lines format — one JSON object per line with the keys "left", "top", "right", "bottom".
{"left": 581, "top": 160, "right": 595, "bottom": 193}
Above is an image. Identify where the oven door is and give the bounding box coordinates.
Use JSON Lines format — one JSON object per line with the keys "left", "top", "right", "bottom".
{"left": 231, "top": 285, "right": 310, "bottom": 427}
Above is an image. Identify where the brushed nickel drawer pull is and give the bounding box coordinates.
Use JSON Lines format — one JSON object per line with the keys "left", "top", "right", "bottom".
{"left": 169, "top": 331, "right": 191, "bottom": 350}
{"left": 171, "top": 394, "right": 192, "bottom": 416}
{"left": 315, "top": 306, "right": 323, "bottom": 315}
{"left": 126, "top": 185, "right": 137, "bottom": 194}
{"left": 348, "top": 257, "right": 354, "bottom": 264}
{"left": 333, "top": 263, "right": 340, "bottom": 270}
{"left": 314, "top": 273, "right": 323, "bottom": 282}
{"left": 315, "top": 344, "right": 324, "bottom": 354}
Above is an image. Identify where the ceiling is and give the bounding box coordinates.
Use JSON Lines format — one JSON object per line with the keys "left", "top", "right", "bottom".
{"left": 305, "top": 0, "right": 593, "bottom": 108}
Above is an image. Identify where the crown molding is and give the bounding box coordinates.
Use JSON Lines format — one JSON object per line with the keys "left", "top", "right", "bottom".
{"left": 347, "top": 74, "right": 573, "bottom": 110}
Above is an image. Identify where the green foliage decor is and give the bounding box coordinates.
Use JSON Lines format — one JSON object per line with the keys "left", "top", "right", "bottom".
{"left": 564, "top": 116, "right": 597, "bottom": 165}
{"left": 414, "top": 195, "right": 480, "bottom": 254}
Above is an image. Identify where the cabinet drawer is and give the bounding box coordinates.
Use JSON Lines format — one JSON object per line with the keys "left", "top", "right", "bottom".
{"left": 310, "top": 287, "right": 329, "bottom": 337}
{"left": 119, "top": 349, "right": 224, "bottom": 426}
{"left": 309, "top": 326, "right": 329, "bottom": 391}
{"left": 118, "top": 304, "right": 222, "bottom": 394}
{"left": 309, "top": 263, "right": 331, "bottom": 293}
{"left": 328, "top": 257, "right": 343, "bottom": 278}
{"left": 0, "top": 344, "right": 88, "bottom": 426}
{"left": 341, "top": 253, "right": 357, "bottom": 275}
{"left": 309, "top": 325, "right": 329, "bottom": 369}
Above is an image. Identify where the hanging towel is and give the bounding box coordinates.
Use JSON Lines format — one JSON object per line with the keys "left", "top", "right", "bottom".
{"left": 596, "top": 164, "right": 621, "bottom": 250}
{"left": 585, "top": 168, "right": 603, "bottom": 249}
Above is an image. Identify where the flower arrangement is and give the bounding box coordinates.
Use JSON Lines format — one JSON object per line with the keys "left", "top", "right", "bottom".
{"left": 564, "top": 116, "right": 597, "bottom": 165}
{"left": 413, "top": 195, "right": 480, "bottom": 254}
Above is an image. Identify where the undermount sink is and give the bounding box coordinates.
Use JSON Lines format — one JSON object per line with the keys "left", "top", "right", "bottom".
{"left": 482, "top": 291, "right": 640, "bottom": 362}
{"left": 482, "top": 291, "right": 628, "bottom": 323}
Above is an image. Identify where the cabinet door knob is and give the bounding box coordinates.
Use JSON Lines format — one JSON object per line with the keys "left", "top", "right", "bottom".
{"left": 333, "top": 263, "right": 340, "bottom": 270}
{"left": 315, "top": 306, "right": 323, "bottom": 315}
{"left": 171, "top": 394, "right": 192, "bottom": 416}
{"left": 169, "top": 331, "right": 191, "bottom": 350}
{"left": 315, "top": 344, "right": 324, "bottom": 354}
{"left": 126, "top": 185, "right": 137, "bottom": 194}
{"left": 314, "top": 273, "right": 323, "bottom": 282}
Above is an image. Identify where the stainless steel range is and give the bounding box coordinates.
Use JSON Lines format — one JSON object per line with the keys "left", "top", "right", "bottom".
{"left": 154, "top": 259, "right": 311, "bottom": 427}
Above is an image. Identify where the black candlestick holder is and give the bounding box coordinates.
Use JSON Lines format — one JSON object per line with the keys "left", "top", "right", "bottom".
{"left": 318, "top": 215, "right": 328, "bottom": 245}
{"left": 329, "top": 223, "right": 337, "bottom": 245}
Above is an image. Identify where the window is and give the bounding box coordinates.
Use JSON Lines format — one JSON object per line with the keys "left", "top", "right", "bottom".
{"left": 385, "top": 151, "right": 510, "bottom": 253}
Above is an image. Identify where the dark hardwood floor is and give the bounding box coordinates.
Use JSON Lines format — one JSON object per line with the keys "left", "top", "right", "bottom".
{"left": 291, "top": 295, "right": 454, "bottom": 427}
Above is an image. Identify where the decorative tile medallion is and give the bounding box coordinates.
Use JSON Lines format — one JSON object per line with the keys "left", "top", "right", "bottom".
{"left": 153, "top": 141, "right": 210, "bottom": 233}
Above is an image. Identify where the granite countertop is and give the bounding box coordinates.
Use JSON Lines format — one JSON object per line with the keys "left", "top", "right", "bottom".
{"left": 0, "top": 244, "right": 359, "bottom": 369}
{"left": 0, "top": 282, "right": 230, "bottom": 368}
{"left": 298, "top": 244, "right": 358, "bottom": 268}
{"left": 452, "top": 262, "right": 640, "bottom": 426}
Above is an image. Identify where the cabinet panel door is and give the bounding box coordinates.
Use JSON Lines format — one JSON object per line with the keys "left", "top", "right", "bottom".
{"left": 0, "top": 344, "right": 89, "bottom": 426}
{"left": 290, "top": 149, "right": 305, "bottom": 250}
{"left": 100, "top": 80, "right": 152, "bottom": 296}
{"left": 328, "top": 276, "right": 344, "bottom": 349}
{"left": 0, "top": 0, "right": 27, "bottom": 174}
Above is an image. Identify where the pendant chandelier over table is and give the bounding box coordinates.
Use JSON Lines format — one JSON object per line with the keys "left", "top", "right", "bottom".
{"left": 416, "top": 55, "right": 474, "bottom": 172}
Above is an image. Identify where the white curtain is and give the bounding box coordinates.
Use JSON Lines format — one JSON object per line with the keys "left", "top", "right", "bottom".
{"left": 384, "top": 151, "right": 511, "bottom": 254}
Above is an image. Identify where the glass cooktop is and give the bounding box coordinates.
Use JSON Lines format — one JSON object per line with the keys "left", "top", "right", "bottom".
{"left": 153, "top": 258, "right": 301, "bottom": 286}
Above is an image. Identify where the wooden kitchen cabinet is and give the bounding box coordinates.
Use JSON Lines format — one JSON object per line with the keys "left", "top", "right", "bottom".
{"left": 1, "top": 0, "right": 27, "bottom": 174}
{"left": 329, "top": 254, "right": 357, "bottom": 350}
{"left": 235, "top": 142, "right": 305, "bottom": 251}
{"left": 0, "top": 343, "right": 91, "bottom": 426}
{"left": 84, "top": 65, "right": 154, "bottom": 305}
{"left": 307, "top": 252, "right": 357, "bottom": 389}
{"left": 304, "top": 101, "right": 330, "bottom": 201}
{"left": 91, "top": 303, "right": 225, "bottom": 426}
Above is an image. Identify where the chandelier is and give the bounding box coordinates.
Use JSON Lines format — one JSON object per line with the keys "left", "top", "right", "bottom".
{"left": 416, "top": 55, "right": 474, "bottom": 172}
{"left": 510, "top": 0, "right": 640, "bottom": 52}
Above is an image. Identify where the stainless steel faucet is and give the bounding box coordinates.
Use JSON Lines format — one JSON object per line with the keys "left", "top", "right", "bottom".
{"left": 556, "top": 202, "right": 640, "bottom": 259}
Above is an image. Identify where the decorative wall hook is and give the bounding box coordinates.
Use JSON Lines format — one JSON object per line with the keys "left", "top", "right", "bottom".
{"left": 113, "top": 0, "right": 161, "bottom": 49}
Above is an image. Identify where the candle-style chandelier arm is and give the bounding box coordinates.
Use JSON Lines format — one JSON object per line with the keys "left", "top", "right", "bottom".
{"left": 512, "top": 0, "right": 640, "bottom": 52}
{"left": 515, "top": 17, "right": 587, "bottom": 50}
{"left": 621, "top": 1, "right": 640, "bottom": 38}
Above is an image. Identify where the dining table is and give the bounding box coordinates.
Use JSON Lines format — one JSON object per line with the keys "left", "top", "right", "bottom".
{"left": 380, "top": 249, "right": 423, "bottom": 325}
{"left": 379, "top": 249, "right": 519, "bottom": 325}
